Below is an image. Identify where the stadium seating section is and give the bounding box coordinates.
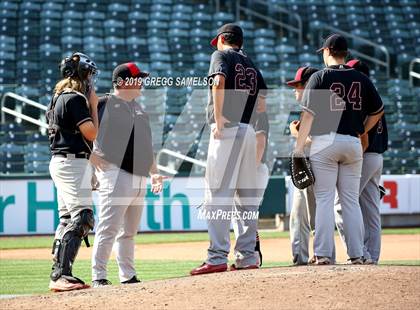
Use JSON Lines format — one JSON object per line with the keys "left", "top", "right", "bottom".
{"left": 0, "top": 0, "right": 419, "bottom": 175}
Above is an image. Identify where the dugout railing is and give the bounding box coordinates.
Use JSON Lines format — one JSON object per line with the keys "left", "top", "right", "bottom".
{"left": 1, "top": 92, "right": 48, "bottom": 131}
{"left": 409, "top": 58, "right": 420, "bottom": 87}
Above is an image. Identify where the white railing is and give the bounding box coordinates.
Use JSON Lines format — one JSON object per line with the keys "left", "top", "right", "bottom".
{"left": 315, "top": 25, "right": 391, "bottom": 78}
{"left": 236, "top": 0, "right": 303, "bottom": 45}
{"left": 156, "top": 148, "right": 206, "bottom": 176}
{"left": 1, "top": 92, "right": 48, "bottom": 128}
{"left": 409, "top": 58, "right": 420, "bottom": 87}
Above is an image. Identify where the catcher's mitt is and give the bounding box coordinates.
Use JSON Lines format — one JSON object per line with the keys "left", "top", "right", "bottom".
{"left": 289, "top": 152, "right": 315, "bottom": 190}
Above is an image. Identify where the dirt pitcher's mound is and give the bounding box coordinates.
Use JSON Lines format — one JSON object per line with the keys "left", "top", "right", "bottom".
{"left": 2, "top": 266, "right": 419, "bottom": 310}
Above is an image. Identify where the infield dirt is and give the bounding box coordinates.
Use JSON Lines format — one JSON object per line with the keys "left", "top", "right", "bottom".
{"left": 1, "top": 265, "right": 419, "bottom": 310}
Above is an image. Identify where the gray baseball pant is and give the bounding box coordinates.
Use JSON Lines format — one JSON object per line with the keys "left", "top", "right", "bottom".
{"left": 204, "top": 123, "right": 259, "bottom": 267}
{"left": 310, "top": 133, "right": 364, "bottom": 259}
{"left": 232, "top": 163, "right": 269, "bottom": 262}
{"left": 289, "top": 185, "right": 338, "bottom": 264}
{"left": 289, "top": 186, "right": 316, "bottom": 264}
{"left": 92, "top": 165, "right": 146, "bottom": 282}
{"left": 335, "top": 153, "right": 383, "bottom": 262}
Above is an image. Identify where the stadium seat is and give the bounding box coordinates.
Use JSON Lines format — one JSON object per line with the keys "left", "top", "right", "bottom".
{"left": 0, "top": 0, "right": 419, "bottom": 176}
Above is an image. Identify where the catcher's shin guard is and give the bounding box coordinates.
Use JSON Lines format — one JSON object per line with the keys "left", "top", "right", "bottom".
{"left": 50, "top": 209, "right": 94, "bottom": 281}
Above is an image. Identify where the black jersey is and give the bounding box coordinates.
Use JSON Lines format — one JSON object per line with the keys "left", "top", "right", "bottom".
{"left": 254, "top": 112, "right": 269, "bottom": 164}
{"left": 97, "top": 95, "right": 154, "bottom": 177}
{"left": 47, "top": 91, "right": 92, "bottom": 155}
{"left": 206, "top": 48, "right": 267, "bottom": 125}
{"left": 302, "top": 65, "right": 384, "bottom": 137}
{"left": 366, "top": 114, "right": 388, "bottom": 154}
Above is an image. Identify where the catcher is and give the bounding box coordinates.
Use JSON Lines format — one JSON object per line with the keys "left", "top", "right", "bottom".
{"left": 47, "top": 52, "right": 98, "bottom": 291}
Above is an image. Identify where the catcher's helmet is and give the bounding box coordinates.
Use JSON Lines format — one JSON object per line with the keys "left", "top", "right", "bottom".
{"left": 59, "top": 52, "right": 98, "bottom": 79}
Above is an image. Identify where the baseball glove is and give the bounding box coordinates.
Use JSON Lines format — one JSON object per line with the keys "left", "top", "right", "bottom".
{"left": 289, "top": 151, "right": 315, "bottom": 190}
{"left": 379, "top": 185, "right": 386, "bottom": 199}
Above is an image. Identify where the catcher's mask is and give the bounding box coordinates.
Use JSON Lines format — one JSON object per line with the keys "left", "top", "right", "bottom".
{"left": 59, "top": 52, "right": 98, "bottom": 80}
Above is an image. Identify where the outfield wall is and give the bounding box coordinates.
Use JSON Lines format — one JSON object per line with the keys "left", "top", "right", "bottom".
{"left": 0, "top": 175, "right": 419, "bottom": 235}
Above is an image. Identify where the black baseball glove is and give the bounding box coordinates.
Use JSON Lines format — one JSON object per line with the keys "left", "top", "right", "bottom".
{"left": 289, "top": 151, "right": 315, "bottom": 190}
{"left": 379, "top": 185, "right": 386, "bottom": 200}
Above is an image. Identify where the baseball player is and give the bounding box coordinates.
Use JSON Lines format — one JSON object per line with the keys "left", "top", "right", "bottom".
{"left": 190, "top": 23, "right": 267, "bottom": 275}
{"left": 90, "top": 63, "right": 165, "bottom": 287}
{"left": 47, "top": 53, "right": 98, "bottom": 291}
{"left": 334, "top": 59, "right": 388, "bottom": 264}
{"left": 232, "top": 111, "right": 270, "bottom": 266}
{"left": 294, "top": 34, "right": 384, "bottom": 265}
{"left": 286, "top": 66, "right": 318, "bottom": 265}
{"left": 286, "top": 66, "right": 341, "bottom": 265}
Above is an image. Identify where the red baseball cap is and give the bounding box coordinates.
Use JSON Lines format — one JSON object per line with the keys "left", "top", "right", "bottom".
{"left": 346, "top": 59, "right": 370, "bottom": 77}
{"left": 286, "top": 66, "right": 318, "bottom": 87}
{"left": 112, "top": 62, "right": 149, "bottom": 85}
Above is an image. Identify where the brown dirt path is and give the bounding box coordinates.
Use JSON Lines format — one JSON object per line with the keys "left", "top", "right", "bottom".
{"left": 1, "top": 266, "right": 419, "bottom": 310}
{"left": 1, "top": 234, "right": 419, "bottom": 263}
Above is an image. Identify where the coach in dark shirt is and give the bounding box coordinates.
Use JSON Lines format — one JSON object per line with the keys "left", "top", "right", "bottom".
{"left": 91, "top": 63, "right": 165, "bottom": 287}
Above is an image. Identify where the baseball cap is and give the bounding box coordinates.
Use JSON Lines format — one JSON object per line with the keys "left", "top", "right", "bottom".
{"left": 316, "top": 34, "right": 348, "bottom": 53}
{"left": 210, "top": 23, "right": 243, "bottom": 47}
{"left": 346, "top": 59, "right": 370, "bottom": 77}
{"left": 286, "top": 66, "right": 318, "bottom": 87}
{"left": 112, "top": 62, "right": 149, "bottom": 85}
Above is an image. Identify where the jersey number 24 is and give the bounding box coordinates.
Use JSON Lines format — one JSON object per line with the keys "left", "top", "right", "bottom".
{"left": 330, "top": 82, "right": 362, "bottom": 111}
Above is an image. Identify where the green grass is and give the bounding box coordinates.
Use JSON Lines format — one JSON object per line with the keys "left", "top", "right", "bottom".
{"left": 380, "top": 228, "right": 420, "bottom": 235}
{"left": 0, "top": 259, "right": 418, "bottom": 295}
{"left": 0, "top": 231, "right": 289, "bottom": 250}
{"left": 0, "top": 259, "right": 201, "bottom": 295}
{"left": 1, "top": 228, "right": 418, "bottom": 250}
{"left": 378, "top": 260, "right": 420, "bottom": 266}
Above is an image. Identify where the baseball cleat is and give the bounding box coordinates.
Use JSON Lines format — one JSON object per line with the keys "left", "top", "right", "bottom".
{"left": 190, "top": 262, "right": 228, "bottom": 276}
{"left": 92, "top": 279, "right": 112, "bottom": 288}
{"left": 293, "top": 254, "right": 308, "bottom": 266}
{"left": 308, "top": 256, "right": 317, "bottom": 265}
{"left": 363, "top": 258, "right": 375, "bottom": 265}
{"left": 49, "top": 276, "right": 90, "bottom": 292}
{"left": 348, "top": 257, "right": 364, "bottom": 265}
{"left": 121, "top": 276, "right": 141, "bottom": 284}
{"left": 313, "top": 256, "right": 331, "bottom": 265}
{"left": 229, "top": 264, "right": 259, "bottom": 271}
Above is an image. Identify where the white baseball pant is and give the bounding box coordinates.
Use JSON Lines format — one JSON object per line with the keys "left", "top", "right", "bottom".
{"left": 92, "top": 164, "right": 146, "bottom": 282}
{"left": 49, "top": 156, "right": 93, "bottom": 239}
